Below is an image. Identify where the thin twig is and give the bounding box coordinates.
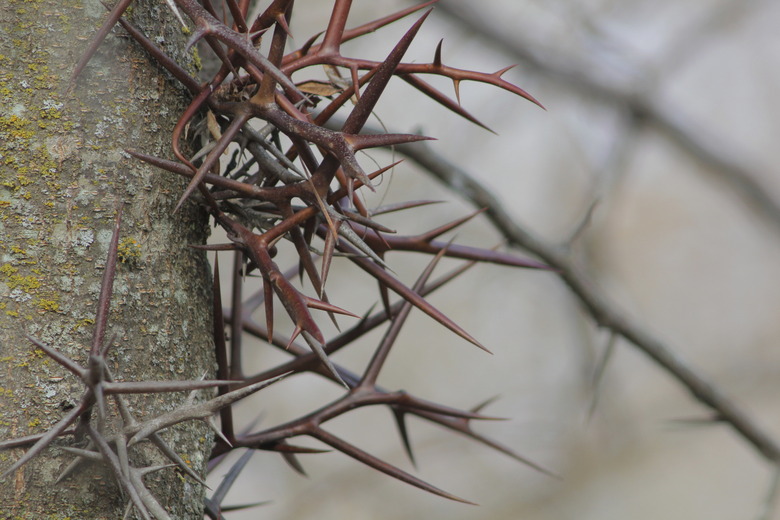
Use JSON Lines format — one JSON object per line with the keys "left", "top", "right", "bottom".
{"left": 435, "top": 2, "right": 780, "bottom": 234}
{"left": 394, "top": 136, "right": 780, "bottom": 463}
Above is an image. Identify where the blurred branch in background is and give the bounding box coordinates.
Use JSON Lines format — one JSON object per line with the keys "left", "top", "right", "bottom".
{"left": 350, "top": 0, "right": 779, "bottom": 517}
{"left": 205, "top": 2, "right": 780, "bottom": 518}
{"left": 437, "top": 0, "right": 780, "bottom": 233}
{"left": 394, "top": 134, "right": 780, "bottom": 465}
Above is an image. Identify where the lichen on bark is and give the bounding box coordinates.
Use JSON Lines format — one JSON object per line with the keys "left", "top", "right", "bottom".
{"left": 0, "top": 1, "right": 213, "bottom": 518}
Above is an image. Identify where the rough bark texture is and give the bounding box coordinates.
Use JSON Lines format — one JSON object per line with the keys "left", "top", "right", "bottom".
{"left": 0, "top": 0, "right": 213, "bottom": 518}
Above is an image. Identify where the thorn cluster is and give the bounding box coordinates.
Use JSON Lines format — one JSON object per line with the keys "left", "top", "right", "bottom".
{"left": 2, "top": 1, "right": 550, "bottom": 516}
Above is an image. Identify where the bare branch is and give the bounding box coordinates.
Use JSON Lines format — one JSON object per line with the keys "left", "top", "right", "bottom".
{"left": 395, "top": 136, "right": 780, "bottom": 463}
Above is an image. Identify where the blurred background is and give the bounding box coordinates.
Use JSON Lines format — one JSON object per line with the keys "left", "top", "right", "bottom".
{"left": 206, "top": 1, "right": 780, "bottom": 518}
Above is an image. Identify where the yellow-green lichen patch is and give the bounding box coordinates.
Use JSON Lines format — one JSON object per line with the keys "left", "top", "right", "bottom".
{"left": 41, "top": 98, "right": 63, "bottom": 113}
{"left": 1, "top": 112, "right": 62, "bottom": 201}
{"left": 72, "top": 317, "right": 94, "bottom": 331}
{"left": 0, "top": 115, "right": 34, "bottom": 140}
{"left": 36, "top": 298, "right": 59, "bottom": 312}
{"left": 190, "top": 47, "right": 202, "bottom": 71}
{"left": 13, "top": 348, "right": 45, "bottom": 368}
{"left": 118, "top": 237, "right": 141, "bottom": 265}
{"left": 0, "top": 263, "right": 17, "bottom": 276}
{"left": 25, "top": 63, "right": 55, "bottom": 90}
{"left": 8, "top": 276, "right": 39, "bottom": 292}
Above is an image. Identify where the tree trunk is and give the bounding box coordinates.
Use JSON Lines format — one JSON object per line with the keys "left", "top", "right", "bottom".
{"left": 0, "top": 1, "right": 212, "bottom": 518}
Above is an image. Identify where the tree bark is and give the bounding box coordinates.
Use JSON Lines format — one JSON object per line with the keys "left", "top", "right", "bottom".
{"left": 0, "top": 1, "right": 212, "bottom": 518}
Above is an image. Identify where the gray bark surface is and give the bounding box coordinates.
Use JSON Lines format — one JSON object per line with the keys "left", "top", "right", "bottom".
{"left": 0, "top": 1, "right": 213, "bottom": 518}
